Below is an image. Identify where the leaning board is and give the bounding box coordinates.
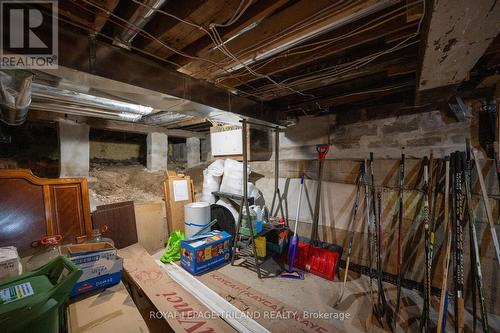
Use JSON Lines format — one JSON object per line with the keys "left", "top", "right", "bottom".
{"left": 162, "top": 171, "right": 194, "bottom": 234}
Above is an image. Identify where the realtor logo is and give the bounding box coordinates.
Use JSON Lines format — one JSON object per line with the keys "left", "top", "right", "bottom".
{"left": 1, "top": 0, "right": 58, "bottom": 68}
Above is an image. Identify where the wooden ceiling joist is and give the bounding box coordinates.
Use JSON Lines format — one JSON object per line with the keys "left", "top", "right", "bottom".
{"left": 220, "top": 14, "right": 419, "bottom": 91}
{"left": 168, "top": 0, "right": 290, "bottom": 67}
{"left": 141, "top": 0, "right": 241, "bottom": 59}
{"left": 417, "top": 0, "right": 500, "bottom": 93}
{"left": 180, "top": 0, "right": 396, "bottom": 78}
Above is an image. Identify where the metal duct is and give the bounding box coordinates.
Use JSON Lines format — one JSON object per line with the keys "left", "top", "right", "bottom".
{"left": 30, "top": 101, "right": 143, "bottom": 122}
{"left": 117, "top": 0, "right": 167, "bottom": 46}
{"left": 142, "top": 111, "right": 193, "bottom": 125}
{"left": 0, "top": 70, "right": 33, "bottom": 126}
{"left": 31, "top": 83, "right": 153, "bottom": 116}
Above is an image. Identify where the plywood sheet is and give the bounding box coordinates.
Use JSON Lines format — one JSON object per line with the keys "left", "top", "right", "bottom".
{"left": 135, "top": 202, "right": 167, "bottom": 254}
{"left": 93, "top": 201, "right": 138, "bottom": 249}
{"left": 68, "top": 282, "right": 149, "bottom": 333}
{"left": 197, "top": 270, "right": 337, "bottom": 333}
{"left": 163, "top": 173, "right": 194, "bottom": 234}
{"left": 118, "top": 244, "right": 236, "bottom": 333}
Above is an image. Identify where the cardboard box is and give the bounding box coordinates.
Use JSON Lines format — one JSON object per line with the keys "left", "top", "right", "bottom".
{"left": 180, "top": 231, "right": 232, "bottom": 275}
{"left": 0, "top": 247, "right": 22, "bottom": 281}
{"left": 59, "top": 242, "right": 122, "bottom": 297}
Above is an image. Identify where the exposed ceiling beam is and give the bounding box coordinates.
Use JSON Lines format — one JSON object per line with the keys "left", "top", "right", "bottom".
{"left": 17, "top": 18, "right": 273, "bottom": 124}
{"left": 169, "top": 0, "right": 289, "bottom": 66}
{"left": 221, "top": 11, "right": 418, "bottom": 89}
{"left": 416, "top": 0, "right": 500, "bottom": 102}
{"left": 93, "top": 0, "right": 121, "bottom": 32}
{"left": 236, "top": 41, "right": 419, "bottom": 100}
{"left": 28, "top": 110, "right": 206, "bottom": 138}
{"left": 134, "top": 0, "right": 206, "bottom": 49}
{"left": 181, "top": 0, "right": 397, "bottom": 79}
{"left": 141, "top": 0, "right": 240, "bottom": 58}
{"left": 165, "top": 117, "right": 208, "bottom": 129}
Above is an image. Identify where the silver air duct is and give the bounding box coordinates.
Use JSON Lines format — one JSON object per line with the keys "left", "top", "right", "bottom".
{"left": 0, "top": 70, "right": 33, "bottom": 126}
{"left": 116, "top": 0, "right": 167, "bottom": 47}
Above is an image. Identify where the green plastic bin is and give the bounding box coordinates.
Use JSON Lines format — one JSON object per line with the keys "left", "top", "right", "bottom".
{"left": 0, "top": 255, "right": 82, "bottom": 333}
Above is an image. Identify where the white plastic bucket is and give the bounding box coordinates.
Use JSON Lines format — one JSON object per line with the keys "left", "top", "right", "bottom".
{"left": 184, "top": 202, "right": 211, "bottom": 238}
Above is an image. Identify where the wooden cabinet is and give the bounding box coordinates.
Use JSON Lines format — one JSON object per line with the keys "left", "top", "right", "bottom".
{"left": 0, "top": 169, "right": 92, "bottom": 256}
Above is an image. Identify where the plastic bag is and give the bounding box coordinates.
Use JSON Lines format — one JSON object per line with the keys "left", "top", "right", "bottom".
{"left": 160, "top": 231, "right": 184, "bottom": 263}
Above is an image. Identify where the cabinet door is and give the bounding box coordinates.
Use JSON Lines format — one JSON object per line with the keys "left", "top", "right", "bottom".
{"left": 50, "top": 184, "right": 88, "bottom": 243}
{"left": 0, "top": 179, "right": 47, "bottom": 255}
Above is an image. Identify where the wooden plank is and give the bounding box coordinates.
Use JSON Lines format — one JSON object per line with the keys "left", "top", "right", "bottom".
{"left": 221, "top": 13, "right": 417, "bottom": 89}
{"left": 197, "top": 270, "right": 337, "bottom": 333}
{"left": 135, "top": 202, "right": 167, "bottom": 254}
{"left": 182, "top": 0, "right": 396, "bottom": 78}
{"left": 163, "top": 173, "right": 194, "bottom": 234}
{"left": 170, "top": 0, "right": 289, "bottom": 66}
{"left": 68, "top": 282, "right": 149, "bottom": 333}
{"left": 158, "top": 262, "right": 270, "bottom": 333}
{"left": 117, "top": 244, "right": 236, "bottom": 333}
{"left": 93, "top": 0, "right": 120, "bottom": 32}
{"left": 93, "top": 201, "right": 138, "bottom": 249}
{"left": 28, "top": 110, "right": 206, "bottom": 138}
{"left": 247, "top": 48, "right": 418, "bottom": 100}
{"left": 417, "top": 0, "right": 500, "bottom": 91}
{"left": 142, "top": 0, "right": 240, "bottom": 59}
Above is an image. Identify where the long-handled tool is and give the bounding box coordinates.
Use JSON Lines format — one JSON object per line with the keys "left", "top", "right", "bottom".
{"left": 370, "top": 153, "right": 390, "bottom": 325}
{"left": 420, "top": 157, "right": 431, "bottom": 333}
{"left": 333, "top": 163, "right": 363, "bottom": 307}
{"left": 453, "top": 152, "right": 466, "bottom": 333}
{"left": 437, "top": 157, "right": 451, "bottom": 333}
{"left": 464, "top": 144, "right": 489, "bottom": 333}
{"left": 472, "top": 148, "right": 500, "bottom": 265}
{"left": 310, "top": 144, "right": 329, "bottom": 242}
{"left": 363, "top": 159, "right": 374, "bottom": 301}
{"left": 394, "top": 150, "right": 405, "bottom": 329}
{"left": 279, "top": 175, "right": 305, "bottom": 280}
{"left": 270, "top": 126, "right": 287, "bottom": 224}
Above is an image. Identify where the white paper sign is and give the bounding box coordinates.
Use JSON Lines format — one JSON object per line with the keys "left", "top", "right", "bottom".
{"left": 173, "top": 180, "right": 189, "bottom": 202}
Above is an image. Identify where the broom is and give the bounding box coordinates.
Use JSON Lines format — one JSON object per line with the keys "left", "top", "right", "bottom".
{"left": 279, "top": 175, "right": 305, "bottom": 279}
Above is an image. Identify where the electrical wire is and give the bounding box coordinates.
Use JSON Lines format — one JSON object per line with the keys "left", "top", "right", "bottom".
{"left": 128, "top": 0, "right": 323, "bottom": 98}
{"left": 238, "top": 38, "right": 419, "bottom": 98}
{"left": 209, "top": 0, "right": 253, "bottom": 28}
{"left": 66, "top": 0, "right": 267, "bottom": 98}
{"left": 235, "top": 1, "right": 426, "bottom": 98}
{"left": 215, "top": 1, "right": 422, "bottom": 84}
{"left": 63, "top": 0, "right": 424, "bottom": 104}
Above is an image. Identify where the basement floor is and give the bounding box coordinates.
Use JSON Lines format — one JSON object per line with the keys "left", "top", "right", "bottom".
{"left": 152, "top": 251, "right": 499, "bottom": 333}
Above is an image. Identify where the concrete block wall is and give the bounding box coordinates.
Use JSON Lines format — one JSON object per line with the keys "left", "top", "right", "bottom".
{"left": 279, "top": 109, "right": 477, "bottom": 160}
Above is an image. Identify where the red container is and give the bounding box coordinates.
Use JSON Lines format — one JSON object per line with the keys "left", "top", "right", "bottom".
{"left": 294, "top": 241, "right": 341, "bottom": 280}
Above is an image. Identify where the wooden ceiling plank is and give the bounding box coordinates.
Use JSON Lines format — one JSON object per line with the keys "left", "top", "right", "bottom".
{"left": 182, "top": 0, "right": 397, "bottom": 79}
{"left": 43, "top": 2, "right": 94, "bottom": 29}
{"left": 254, "top": 51, "right": 418, "bottom": 101}
{"left": 274, "top": 76, "right": 415, "bottom": 112}
{"left": 417, "top": 0, "right": 500, "bottom": 92}
{"left": 133, "top": 0, "right": 206, "bottom": 48}
{"left": 179, "top": 0, "right": 361, "bottom": 77}
{"left": 168, "top": 0, "right": 289, "bottom": 67}
{"left": 165, "top": 117, "right": 209, "bottom": 129}
{"left": 221, "top": 16, "right": 417, "bottom": 89}
{"left": 93, "top": 0, "right": 121, "bottom": 32}
{"left": 142, "top": 0, "right": 240, "bottom": 59}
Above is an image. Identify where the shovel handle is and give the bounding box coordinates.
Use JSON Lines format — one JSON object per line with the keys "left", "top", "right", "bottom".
{"left": 316, "top": 144, "right": 329, "bottom": 161}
